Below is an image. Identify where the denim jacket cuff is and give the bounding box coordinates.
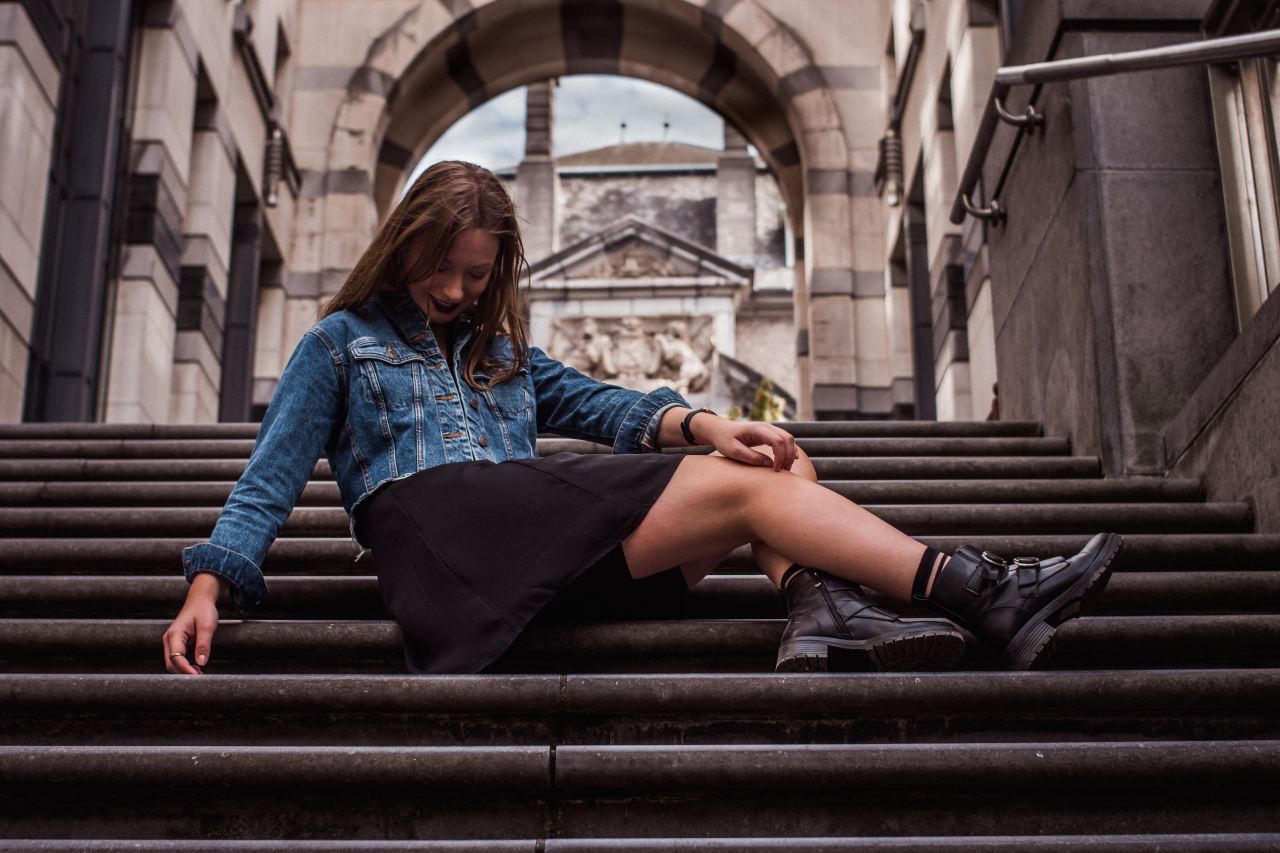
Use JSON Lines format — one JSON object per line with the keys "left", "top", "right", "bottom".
{"left": 640, "top": 401, "right": 686, "bottom": 451}
{"left": 613, "top": 386, "right": 690, "bottom": 454}
{"left": 182, "top": 542, "right": 268, "bottom": 611}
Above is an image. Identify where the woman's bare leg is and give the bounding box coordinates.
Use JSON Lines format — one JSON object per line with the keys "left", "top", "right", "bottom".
{"left": 671, "top": 445, "right": 819, "bottom": 589}
{"left": 621, "top": 453, "right": 936, "bottom": 603}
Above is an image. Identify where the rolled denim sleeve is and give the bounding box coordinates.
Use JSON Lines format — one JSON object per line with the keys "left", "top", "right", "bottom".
{"left": 640, "top": 401, "right": 687, "bottom": 451}
{"left": 529, "top": 346, "right": 690, "bottom": 454}
{"left": 181, "top": 329, "right": 344, "bottom": 611}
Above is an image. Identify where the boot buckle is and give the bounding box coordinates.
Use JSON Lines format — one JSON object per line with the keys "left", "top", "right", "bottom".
{"left": 1012, "top": 556, "right": 1042, "bottom": 596}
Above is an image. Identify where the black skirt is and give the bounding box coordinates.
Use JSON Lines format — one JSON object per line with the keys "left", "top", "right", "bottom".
{"left": 356, "top": 451, "right": 689, "bottom": 674}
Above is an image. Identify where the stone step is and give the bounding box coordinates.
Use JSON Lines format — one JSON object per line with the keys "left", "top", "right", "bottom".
{"left": 0, "top": 455, "right": 1106, "bottom": 481}
{"left": 2, "top": 670, "right": 1276, "bottom": 746}
{"left": 4, "top": 571, "right": 1275, "bottom": 619}
{"left": 0, "top": 742, "right": 1275, "bottom": 838}
{"left": 2, "top": 614, "right": 1277, "bottom": 673}
{"left": 0, "top": 503, "right": 1251, "bottom": 538}
{"left": 0, "top": 477, "right": 1207, "bottom": 506}
{"left": 0, "top": 420, "right": 1045, "bottom": 440}
{"left": 0, "top": 436, "right": 1073, "bottom": 459}
{"left": 3, "top": 836, "right": 1277, "bottom": 852}
{"left": 4, "top": 534, "right": 1276, "bottom": 573}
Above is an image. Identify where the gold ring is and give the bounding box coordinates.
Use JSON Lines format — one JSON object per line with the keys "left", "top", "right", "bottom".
{"left": 169, "top": 652, "right": 186, "bottom": 658}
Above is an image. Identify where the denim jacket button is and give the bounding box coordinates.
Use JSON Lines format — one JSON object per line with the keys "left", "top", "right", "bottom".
{"left": 469, "top": 398, "right": 478, "bottom": 408}
{"left": 478, "top": 435, "right": 489, "bottom": 448}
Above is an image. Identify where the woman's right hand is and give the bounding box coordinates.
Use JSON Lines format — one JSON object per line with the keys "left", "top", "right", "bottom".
{"left": 163, "top": 572, "right": 228, "bottom": 675}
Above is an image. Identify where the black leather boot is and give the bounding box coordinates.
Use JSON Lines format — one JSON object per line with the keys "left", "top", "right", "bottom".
{"left": 775, "top": 566, "right": 966, "bottom": 673}
{"left": 919, "top": 532, "right": 1123, "bottom": 670}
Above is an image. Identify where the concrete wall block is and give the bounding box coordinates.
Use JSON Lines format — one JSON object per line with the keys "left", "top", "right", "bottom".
{"left": 886, "top": 283, "right": 914, "bottom": 379}
{"left": 923, "top": 130, "right": 960, "bottom": 265}
{"left": 290, "top": 88, "right": 346, "bottom": 154}
{"left": 133, "top": 27, "right": 197, "bottom": 186}
{"left": 0, "top": 312, "right": 26, "bottom": 421}
{"left": 0, "top": 52, "right": 57, "bottom": 290}
{"left": 809, "top": 295, "right": 855, "bottom": 359}
{"left": 935, "top": 360, "right": 973, "bottom": 422}
{"left": 786, "top": 86, "right": 840, "bottom": 133}
{"left": 1074, "top": 30, "right": 1221, "bottom": 172}
{"left": 752, "top": 23, "right": 811, "bottom": 80}
{"left": 173, "top": 327, "right": 221, "bottom": 388}
{"left": 853, "top": 295, "right": 891, "bottom": 386}
{"left": 169, "top": 360, "right": 217, "bottom": 424}
{"left": 802, "top": 129, "right": 851, "bottom": 170}
{"left": 295, "top": 0, "right": 420, "bottom": 67}
{"left": 254, "top": 285, "right": 287, "bottom": 379}
{"left": 993, "top": 182, "right": 1101, "bottom": 458}
{"left": 967, "top": 277, "right": 998, "bottom": 421}
{"left": 104, "top": 277, "right": 177, "bottom": 424}
{"left": 0, "top": 4, "right": 61, "bottom": 106}
{"left": 735, "top": 314, "right": 799, "bottom": 400}
{"left": 1167, "top": 294, "right": 1280, "bottom": 532}
{"left": 952, "top": 25, "right": 1001, "bottom": 166}
{"left": 324, "top": 189, "right": 376, "bottom": 239}
{"left": 184, "top": 132, "right": 237, "bottom": 276}
{"left": 722, "top": 1, "right": 779, "bottom": 50}
{"left": 810, "top": 358, "right": 857, "bottom": 386}
{"left": 1095, "top": 169, "right": 1235, "bottom": 455}
{"left": 806, "top": 194, "right": 853, "bottom": 269}
{"left": 283, "top": 297, "right": 322, "bottom": 369}
{"left": 831, "top": 89, "right": 886, "bottom": 149}
{"left": 777, "top": 0, "right": 886, "bottom": 64}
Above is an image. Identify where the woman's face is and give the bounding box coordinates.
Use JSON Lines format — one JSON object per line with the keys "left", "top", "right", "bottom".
{"left": 405, "top": 227, "right": 500, "bottom": 325}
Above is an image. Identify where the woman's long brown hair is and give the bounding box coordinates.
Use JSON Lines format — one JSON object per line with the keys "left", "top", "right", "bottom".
{"left": 320, "top": 160, "right": 530, "bottom": 390}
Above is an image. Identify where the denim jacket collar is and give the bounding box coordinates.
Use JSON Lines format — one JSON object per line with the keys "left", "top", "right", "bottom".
{"left": 375, "top": 288, "right": 475, "bottom": 358}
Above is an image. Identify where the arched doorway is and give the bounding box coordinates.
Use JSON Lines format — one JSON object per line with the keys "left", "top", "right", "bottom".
{"left": 294, "top": 0, "right": 874, "bottom": 419}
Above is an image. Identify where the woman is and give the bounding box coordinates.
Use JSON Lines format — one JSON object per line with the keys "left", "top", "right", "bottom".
{"left": 163, "top": 161, "right": 1121, "bottom": 676}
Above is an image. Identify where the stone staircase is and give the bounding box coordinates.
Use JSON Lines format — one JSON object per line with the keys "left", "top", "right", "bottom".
{"left": 0, "top": 420, "right": 1278, "bottom": 851}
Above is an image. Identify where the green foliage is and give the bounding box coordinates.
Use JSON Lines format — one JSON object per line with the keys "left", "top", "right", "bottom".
{"left": 748, "top": 378, "right": 785, "bottom": 422}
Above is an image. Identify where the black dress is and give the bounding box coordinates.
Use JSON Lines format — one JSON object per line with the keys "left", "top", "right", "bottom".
{"left": 355, "top": 450, "right": 689, "bottom": 674}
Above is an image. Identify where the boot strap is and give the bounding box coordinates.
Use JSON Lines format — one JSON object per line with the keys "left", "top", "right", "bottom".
{"left": 910, "top": 546, "right": 943, "bottom": 604}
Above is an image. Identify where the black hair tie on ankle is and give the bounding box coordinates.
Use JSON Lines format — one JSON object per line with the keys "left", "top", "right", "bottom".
{"left": 780, "top": 563, "right": 807, "bottom": 592}
{"left": 911, "top": 546, "right": 943, "bottom": 603}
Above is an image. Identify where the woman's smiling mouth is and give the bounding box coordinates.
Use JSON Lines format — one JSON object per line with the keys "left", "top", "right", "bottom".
{"left": 430, "top": 296, "right": 461, "bottom": 313}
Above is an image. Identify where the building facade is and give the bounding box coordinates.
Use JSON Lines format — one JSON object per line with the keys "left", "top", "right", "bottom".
{"left": 3, "top": 0, "right": 1278, "bottom": 528}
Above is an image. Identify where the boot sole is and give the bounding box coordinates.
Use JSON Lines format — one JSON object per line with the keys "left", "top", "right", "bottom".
{"left": 776, "top": 629, "right": 966, "bottom": 673}
{"left": 1001, "top": 532, "right": 1124, "bottom": 671}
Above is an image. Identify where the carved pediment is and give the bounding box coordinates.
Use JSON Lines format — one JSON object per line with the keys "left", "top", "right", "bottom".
{"left": 571, "top": 236, "right": 701, "bottom": 279}
{"left": 530, "top": 215, "right": 752, "bottom": 289}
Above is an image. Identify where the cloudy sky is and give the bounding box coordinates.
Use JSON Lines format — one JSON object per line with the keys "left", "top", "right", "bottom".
{"left": 403, "top": 75, "right": 726, "bottom": 188}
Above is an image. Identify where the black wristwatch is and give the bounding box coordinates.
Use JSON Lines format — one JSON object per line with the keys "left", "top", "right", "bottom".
{"left": 681, "top": 407, "right": 716, "bottom": 446}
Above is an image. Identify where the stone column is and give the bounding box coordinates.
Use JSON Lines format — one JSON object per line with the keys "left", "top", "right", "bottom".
{"left": 103, "top": 3, "right": 197, "bottom": 422}
{"left": 716, "top": 125, "right": 757, "bottom": 267}
{"left": 0, "top": 3, "right": 61, "bottom": 420}
{"left": 516, "top": 80, "right": 558, "bottom": 265}
{"left": 171, "top": 95, "right": 235, "bottom": 424}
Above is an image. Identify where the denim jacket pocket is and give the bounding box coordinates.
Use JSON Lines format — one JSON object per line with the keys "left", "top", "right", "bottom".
{"left": 350, "top": 340, "right": 430, "bottom": 413}
{"left": 480, "top": 365, "right": 533, "bottom": 415}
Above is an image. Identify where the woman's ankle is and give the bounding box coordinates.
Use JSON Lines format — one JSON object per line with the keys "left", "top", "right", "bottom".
{"left": 911, "top": 546, "right": 950, "bottom": 602}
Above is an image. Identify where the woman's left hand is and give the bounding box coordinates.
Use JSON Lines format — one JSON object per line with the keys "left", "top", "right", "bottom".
{"left": 695, "top": 415, "right": 798, "bottom": 472}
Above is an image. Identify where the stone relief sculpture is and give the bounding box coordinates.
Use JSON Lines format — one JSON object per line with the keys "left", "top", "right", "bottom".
{"left": 550, "top": 316, "right": 715, "bottom": 395}
{"left": 654, "top": 322, "right": 710, "bottom": 396}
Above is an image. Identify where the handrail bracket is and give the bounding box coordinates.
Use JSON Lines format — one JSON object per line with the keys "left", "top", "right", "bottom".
{"left": 994, "top": 97, "right": 1044, "bottom": 131}
{"left": 962, "top": 194, "right": 1006, "bottom": 225}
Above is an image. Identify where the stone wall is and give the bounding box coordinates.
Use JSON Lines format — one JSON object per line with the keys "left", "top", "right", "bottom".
{"left": 0, "top": 3, "right": 59, "bottom": 420}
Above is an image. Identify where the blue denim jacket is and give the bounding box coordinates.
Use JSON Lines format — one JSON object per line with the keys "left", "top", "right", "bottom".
{"left": 181, "top": 287, "right": 689, "bottom": 611}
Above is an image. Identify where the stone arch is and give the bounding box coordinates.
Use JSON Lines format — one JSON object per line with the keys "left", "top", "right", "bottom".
{"left": 300, "top": 0, "right": 866, "bottom": 417}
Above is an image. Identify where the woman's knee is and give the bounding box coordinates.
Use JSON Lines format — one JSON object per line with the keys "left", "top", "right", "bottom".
{"left": 711, "top": 442, "right": 816, "bottom": 482}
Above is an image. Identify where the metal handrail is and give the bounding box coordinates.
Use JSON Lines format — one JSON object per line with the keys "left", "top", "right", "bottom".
{"left": 949, "top": 28, "right": 1280, "bottom": 225}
